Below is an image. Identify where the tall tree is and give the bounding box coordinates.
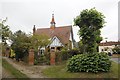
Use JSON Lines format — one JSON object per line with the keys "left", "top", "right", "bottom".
{"left": 0, "top": 18, "right": 12, "bottom": 44}
{"left": 74, "top": 8, "right": 105, "bottom": 53}
{"left": 11, "top": 30, "right": 31, "bottom": 61}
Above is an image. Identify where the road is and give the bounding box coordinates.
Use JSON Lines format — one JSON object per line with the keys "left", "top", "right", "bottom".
{"left": 111, "top": 58, "right": 120, "bottom": 64}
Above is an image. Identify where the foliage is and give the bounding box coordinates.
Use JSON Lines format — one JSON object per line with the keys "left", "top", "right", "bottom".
{"left": 30, "top": 34, "right": 50, "bottom": 52}
{"left": 112, "top": 46, "right": 120, "bottom": 54}
{"left": 55, "top": 49, "right": 80, "bottom": 63}
{"left": 10, "top": 49, "right": 15, "bottom": 58}
{"left": 67, "top": 52, "right": 111, "bottom": 73}
{"left": 11, "top": 30, "right": 30, "bottom": 61}
{"left": 0, "top": 18, "right": 12, "bottom": 44}
{"left": 1, "top": 43, "right": 7, "bottom": 55}
{"left": 74, "top": 8, "right": 105, "bottom": 53}
{"left": 34, "top": 53, "right": 50, "bottom": 65}
{"left": 11, "top": 30, "right": 50, "bottom": 63}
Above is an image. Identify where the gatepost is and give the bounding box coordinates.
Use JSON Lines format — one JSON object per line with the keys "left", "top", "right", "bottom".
{"left": 29, "top": 49, "right": 34, "bottom": 65}
{"left": 50, "top": 49, "right": 56, "bottom": 65}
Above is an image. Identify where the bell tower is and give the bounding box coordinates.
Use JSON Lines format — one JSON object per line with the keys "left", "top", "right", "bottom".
{"left": 50, "top": 14, "right": 56, "bottom": 29}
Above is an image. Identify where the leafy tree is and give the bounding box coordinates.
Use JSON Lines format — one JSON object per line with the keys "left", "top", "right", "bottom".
{"left": 74, "top": 8, "right": 105, "bottom": 53}
{"left": 30, "top": 34, "right": 50, "bottom": 52}
{"left": 11, "top": 31, "right": 50, "bottom": 61}
{"left": 0, "top": 18, "right": 12, "bottom": 44}
{"left": 11, "top": 30, "right": 31, "bottom": 61}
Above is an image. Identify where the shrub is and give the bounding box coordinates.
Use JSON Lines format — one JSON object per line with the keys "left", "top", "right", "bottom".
{"left": 55, "top": 52, "right": 61, "bottom": 63}
{"left": 67, "top": 52, "right": 111, "bottom": 73}
{"left": 112, "top": 46, "right": 120, "bottom": 54}
{"left": 34, "top": 52, "right": 50, "bottom": 65}
{"left": 61, "top": 50, "right": 69, "bottom": 60}
{"left": 68, "top": 49, "right": 80, "bottom": 56}
{"left": 60, "top": 49, "right": 80, "bottom": 61}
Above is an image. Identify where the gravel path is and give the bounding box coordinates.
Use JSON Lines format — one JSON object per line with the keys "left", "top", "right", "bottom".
{"left": 3, "top": 57, "right": 49, "bottom": 78}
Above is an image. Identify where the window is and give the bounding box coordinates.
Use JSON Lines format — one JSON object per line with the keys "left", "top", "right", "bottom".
{"left": 102, "top": 49, "right": 104, "bottom": 51}
{"left": 40, "top": 49, "right": 44, "bottom": 55}
{"left": 51, "top": 47, "right": 55, "bottom": 49}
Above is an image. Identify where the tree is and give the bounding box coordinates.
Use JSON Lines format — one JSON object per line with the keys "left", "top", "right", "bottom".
{"left": 30, "top": 34, "right": 50, "bottom": 52}
{"left": 11, "top": 31, "right": 50, "bottom": 61}
{"left": 74, "top": 8, "right": 105, "bottom": 53}
{"left": 0, "top": 18, "right": 12, "bottom": 45}
{"left": 11, "top": 30, "right": 31, "bottom": 61}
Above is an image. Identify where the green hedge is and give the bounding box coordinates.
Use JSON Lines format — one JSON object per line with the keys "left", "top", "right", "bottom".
{"left": 67, "top": 52, "right": 111, "bottom": 73}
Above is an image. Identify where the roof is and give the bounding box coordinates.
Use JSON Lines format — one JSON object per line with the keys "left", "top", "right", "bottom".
{"left": 99, "top": 41, "right": 120, "bottom": 46}
{"left": 35, "top": 25, "right": 73, "bottom": 45}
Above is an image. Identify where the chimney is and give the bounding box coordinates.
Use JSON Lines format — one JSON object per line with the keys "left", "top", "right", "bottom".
{"left": 33, "top": 25, "right": 36, "bottom": 35}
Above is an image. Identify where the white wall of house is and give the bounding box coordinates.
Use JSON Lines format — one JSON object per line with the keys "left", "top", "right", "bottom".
{"left": 99, "top": 45, "right": 115, "bottom": 53}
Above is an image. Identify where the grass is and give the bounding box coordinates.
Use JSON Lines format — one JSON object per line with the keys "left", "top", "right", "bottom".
{"left": 2, "top": 58, "right": 30, "bottom": 80}
{"left": 42, "top": 61, "right": 120, "bottom": 78}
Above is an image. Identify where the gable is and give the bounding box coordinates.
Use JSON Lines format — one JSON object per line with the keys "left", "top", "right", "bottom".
{"left": 49, "top": 36, "right": 63, "bottom": 47}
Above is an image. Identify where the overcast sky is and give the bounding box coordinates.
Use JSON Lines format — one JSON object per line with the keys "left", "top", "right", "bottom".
{"left": 0, "top": 0, "right": 119, "bottom": 42}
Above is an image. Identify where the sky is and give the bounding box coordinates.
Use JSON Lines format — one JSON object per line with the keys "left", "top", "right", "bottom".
{"left": 0, "top": 0, "right": 119, "bottom": 42}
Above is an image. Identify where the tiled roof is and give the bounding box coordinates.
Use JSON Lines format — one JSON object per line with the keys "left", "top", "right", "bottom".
{"left": 35, "top": 25, "right": 73, "bottom": 45}
{"left": 99, "top": 42, "right": 120, "bottom": 46}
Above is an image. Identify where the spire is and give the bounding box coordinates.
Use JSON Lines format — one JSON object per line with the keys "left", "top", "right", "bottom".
{"left": 50, "top": 13, "right": 56, "bottom": 29}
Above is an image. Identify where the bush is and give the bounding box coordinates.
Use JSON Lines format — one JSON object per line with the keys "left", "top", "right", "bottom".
{"left": 34, "top": 52, "right": 50, "bottom": 65}
{"left": 112, "top": 46, "right": 120, "bottom": 54}
{"left": 55, "top": 52, "right": 61, "bottom": 63}
{"left": 67, "top": 52, "right": 111, "bottom": 73}
{"left": 60, "top": 49, "right": 80, "bottom": 61}
{"left": 68, "top": 49, "right": 80, "bottom": 56}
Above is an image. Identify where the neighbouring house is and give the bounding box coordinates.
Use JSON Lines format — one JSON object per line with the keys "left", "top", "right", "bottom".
{"left": 99, "top": 41, "right": 120, "bottom": 53}
{"left": 33, "top": 14, "right": 75, "bottom": 54}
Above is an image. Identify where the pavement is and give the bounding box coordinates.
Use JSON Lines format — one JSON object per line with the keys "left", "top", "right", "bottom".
{"left": 111, "top": 58, "right": 120, "bottom": 64}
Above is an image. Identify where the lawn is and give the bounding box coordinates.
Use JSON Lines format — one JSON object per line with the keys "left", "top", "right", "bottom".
{"left": 42, "top": 61, "right": 120, "bottom": 78}
{"left": 2, "top": 58, "right": 30, "bottom": 80}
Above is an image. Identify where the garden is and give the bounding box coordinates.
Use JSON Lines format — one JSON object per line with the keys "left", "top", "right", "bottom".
{"left": 1, "top": 8, "right": 120, "bottom": 79}
{"left": 42, "top": 8, "right": 120, "bottom": 79}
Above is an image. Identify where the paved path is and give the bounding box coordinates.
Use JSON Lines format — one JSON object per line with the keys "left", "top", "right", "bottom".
{"left": 2, "top": 57, "right": 48, "bottom": 78}
{"left": 111, "top": 58, "right": 120, "bottom": 64}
